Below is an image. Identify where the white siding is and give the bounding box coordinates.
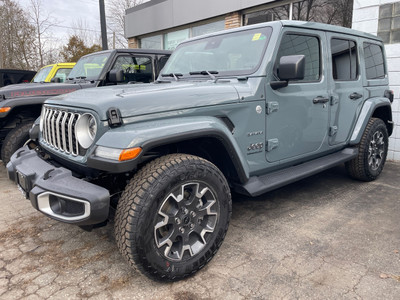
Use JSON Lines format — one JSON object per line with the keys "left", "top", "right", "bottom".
{"left": 353, "top": 0, "right": 400, "bottom": 161}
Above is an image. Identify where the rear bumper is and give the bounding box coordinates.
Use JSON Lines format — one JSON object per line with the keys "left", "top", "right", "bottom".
{"left": 7, "top": 146, "right": 110, "bottom": 225}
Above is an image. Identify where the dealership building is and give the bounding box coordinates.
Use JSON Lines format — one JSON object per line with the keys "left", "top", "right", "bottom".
{"left": 125, "top": 0, "right": 400, "bottom": 161}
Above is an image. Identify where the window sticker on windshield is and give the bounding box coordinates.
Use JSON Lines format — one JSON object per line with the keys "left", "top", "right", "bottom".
{"left": 252, "top": 33, "right": 266, "bottom": 41}
{"left": 252, "top": 33, "right": 261, "bottom": 41}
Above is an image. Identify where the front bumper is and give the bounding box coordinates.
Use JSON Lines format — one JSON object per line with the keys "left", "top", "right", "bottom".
{"left": 7, "top": 146, "right": 110, "bottom": 225}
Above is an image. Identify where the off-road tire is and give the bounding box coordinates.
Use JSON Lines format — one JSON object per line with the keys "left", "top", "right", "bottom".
{"left": 346, "top": 118, "right": 388, "bottom": 181}
{"left": 1, "top": 120, "right": 35, "bottom": 164}
{"left": 114, "top": 154, "right": 232, "bottom": 282}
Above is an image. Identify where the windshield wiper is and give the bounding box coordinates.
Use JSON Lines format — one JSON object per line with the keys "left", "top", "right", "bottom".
{"left": 189, "top": 71, "right": 218, "bottom": 81}
{"left": 161, "top": 73, "right": 183, "bottom": 81}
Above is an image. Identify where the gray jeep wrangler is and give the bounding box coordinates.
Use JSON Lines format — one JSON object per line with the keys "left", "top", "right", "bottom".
{"left": 7, "top": 21, "right": 394, "bottom": 282}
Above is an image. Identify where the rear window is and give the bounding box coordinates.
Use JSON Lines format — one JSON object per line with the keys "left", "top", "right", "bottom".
{"left": 363, "top": 42, "right": 386, "bottom": 79}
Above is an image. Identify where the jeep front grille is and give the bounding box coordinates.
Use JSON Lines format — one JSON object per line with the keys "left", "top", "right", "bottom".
{"left": 42, "top": 107, "right": 81, "bottom": 156}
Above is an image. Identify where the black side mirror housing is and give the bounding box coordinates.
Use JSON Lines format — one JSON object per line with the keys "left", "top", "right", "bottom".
{"left": 271, "top": 55, "right": 306, "bottom": 90}
{"left": 109, "top": 69, "right": 124, "bottom": 83}
{"left": 51, "top": 77, "right": 61, "bottom": 83}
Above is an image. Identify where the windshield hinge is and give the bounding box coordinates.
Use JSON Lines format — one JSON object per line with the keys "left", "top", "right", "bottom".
{"left": 107, "top": 107, "right": 122, "bottom": 127}
{"left": 330, "top": 95, "right": 339, "bottom": 106}
{"left": 266, "top": 101, "right": 279, "bottom": 115}
{"left": 266, "top": 138, "right": 279, "bottom": 152}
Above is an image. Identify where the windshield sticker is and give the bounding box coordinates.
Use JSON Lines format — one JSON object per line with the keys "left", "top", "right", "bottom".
{"left": 252, "top": 33, "right": 266, "bottom": 41}
{"left": 252, "top": 33, "right": 261, "bottom": 41}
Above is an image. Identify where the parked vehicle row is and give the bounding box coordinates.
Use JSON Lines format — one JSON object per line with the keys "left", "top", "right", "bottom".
{"left": 0, "top": 69, "right": 36, "bottom": 87}
{"left": 32, "top": 63, "right": 76, "bottom": 83}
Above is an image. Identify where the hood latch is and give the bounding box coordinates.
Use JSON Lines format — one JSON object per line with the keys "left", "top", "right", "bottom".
{"left": 107, "top": 107, "right": 122, "bottom": 127}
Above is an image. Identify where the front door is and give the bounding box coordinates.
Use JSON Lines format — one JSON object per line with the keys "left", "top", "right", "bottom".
{"left": 265, "top": 30, "right": 329, "bottom": 163}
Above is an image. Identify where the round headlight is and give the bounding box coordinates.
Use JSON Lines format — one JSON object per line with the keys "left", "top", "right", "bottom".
{"left": 75, "top": 113, "right": 97, "bottom": 149}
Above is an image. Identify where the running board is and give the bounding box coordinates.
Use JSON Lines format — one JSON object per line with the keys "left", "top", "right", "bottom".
{"left": 235, "top": 148, "right": 358, "bottom": 197}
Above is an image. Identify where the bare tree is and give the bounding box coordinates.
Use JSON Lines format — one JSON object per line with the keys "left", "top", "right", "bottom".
{"left": 327, "top": 0, "right": 354, "bottom": 28}
{"left": 106, "top": 0, "right": 145, "bottom": 48}
{"left": 28, "top": 0, "right": 55, "bottom": 68}
{"left": 293, "top": 0, "right": 354, "bottom": 27}
{"left": 70, "top": 19, "right": 102, "bottom": 47}
{"left": 269, "top": 0, "right": 353, "bottom": 28}
{"left": 0, "top": 0, "right": 36, "bottom": 69}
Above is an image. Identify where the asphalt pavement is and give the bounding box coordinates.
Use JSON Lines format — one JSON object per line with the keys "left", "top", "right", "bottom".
{"left": 0, "top": 160, "right": 399, "bottom": 299}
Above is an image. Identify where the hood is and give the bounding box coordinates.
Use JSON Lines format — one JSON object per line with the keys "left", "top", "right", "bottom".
{"left": 0, "top": 82, "right": 82, "bottom": 100}
{"left": 46, "top": 82, "right": 240, "bottom": 120}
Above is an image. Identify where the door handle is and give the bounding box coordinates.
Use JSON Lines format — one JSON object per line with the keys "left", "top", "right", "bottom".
{"left": 349, "top": 92, "right": 363, "bottom": 100}
{"left": 313, "top": 96, "right": 330, "bottom": 104}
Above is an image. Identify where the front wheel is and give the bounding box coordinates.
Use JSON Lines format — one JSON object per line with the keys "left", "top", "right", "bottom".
{"left": 346, "top": 118, "right": 389, "bottom": 181}
{"left": 114, "top": 154, "right": 232, "bottom": 282}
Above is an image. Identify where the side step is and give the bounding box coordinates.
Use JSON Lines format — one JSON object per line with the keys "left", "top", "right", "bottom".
{"left": 236, "top": 148, "right": 358, "bottom": 197}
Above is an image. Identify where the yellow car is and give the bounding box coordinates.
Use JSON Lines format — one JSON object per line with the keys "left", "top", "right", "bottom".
{"left": 32, "top": 62, "right": 76, "bottom": 83}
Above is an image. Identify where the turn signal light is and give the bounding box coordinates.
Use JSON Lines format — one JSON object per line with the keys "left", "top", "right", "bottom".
{"left": 0, "top": 107, "right": 11, "bottom": 113}
{"left": 119, "top": 147, "right": 142, "bottom": 161}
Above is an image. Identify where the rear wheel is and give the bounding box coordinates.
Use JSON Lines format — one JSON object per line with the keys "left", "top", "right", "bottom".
{"left": 114, "top": 154, "right": 232, "bottom": 282}
{"left": 346, "top": 118, "right": 388, "bottom": 181}
{"left": 1, "top": 120, "right": 35, "bottom": 164}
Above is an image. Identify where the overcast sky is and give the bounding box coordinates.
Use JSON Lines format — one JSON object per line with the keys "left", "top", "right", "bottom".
{"left": 17, "top": 0, "right": 103, "bottom": 45}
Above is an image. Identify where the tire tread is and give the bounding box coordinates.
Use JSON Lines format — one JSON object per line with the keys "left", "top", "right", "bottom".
{"left": 114, "top": 153, "right": 231, "bottom": 282}
{"left": 1, "top": 120, "right": 34, "bottom": 164}
{"left": 346, "top": 118, "right": 388, "bottom": 181}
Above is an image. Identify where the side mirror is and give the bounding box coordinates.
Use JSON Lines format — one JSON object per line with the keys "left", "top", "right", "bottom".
{"left": 271, "top": 55, "right": 305, "bottom": 90}
{"left": 109, "top": 69, "right": 124, "bottom": 83}
{"left": 51, "top": 77, "right": 61, "bottom": 83}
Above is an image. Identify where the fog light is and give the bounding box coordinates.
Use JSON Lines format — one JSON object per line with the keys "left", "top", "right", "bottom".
{"left": 37, "top": 192, "right": 91, "bottom": 221}
{"left": 49, "top": 194, "right": 85, "bottom": 217}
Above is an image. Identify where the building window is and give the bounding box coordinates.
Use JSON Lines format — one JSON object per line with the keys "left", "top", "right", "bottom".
{"left": 378, "top": 3, "right": 400, "bottom": 44}
{"left": 139, "top": 20, "right": 225, "bottom": 51}
{"left": 244, "top": 5, "right": 290, "bottom": 25}
{"left": 363, "top": 42, "right": 386, "bottom": 80}
{"left": 331, "top": 39, "right": 358, "bottom": 81}
{"left": 164, "top": 29, "right": 190, "bottom": 50}
{"left": 275, "top": 34, "right": 320, "bottom": 82}
{"left": 192, "top": 20, "right": 225, "bottom": 37}
{"left": 140, "top": 35, "right": 163, "bottom": 50}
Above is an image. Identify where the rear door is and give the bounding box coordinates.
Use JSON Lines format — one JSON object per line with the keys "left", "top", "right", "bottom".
{"left": 327, "top": 34, "right": 364, "bottom": 145}
{"left": 265, "top": 29, "right": 329, "bottom": 163}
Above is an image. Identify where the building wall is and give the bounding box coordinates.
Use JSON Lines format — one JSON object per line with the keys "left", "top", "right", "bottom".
{"left": 353, "top": 0, "right": 400, "bottom": 161}
{"left": 125, "top": 0, "right": 277, "bottom": 37}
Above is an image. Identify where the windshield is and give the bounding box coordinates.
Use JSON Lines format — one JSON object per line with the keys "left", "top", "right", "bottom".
{"left": 67, "top": 52, "right": 110, "bottom": 81}
{"left": 162, "top": 27, "right": 272, "bottom": 77}
{"left": 32, "top": 66, "right": 52, "bottom": 82}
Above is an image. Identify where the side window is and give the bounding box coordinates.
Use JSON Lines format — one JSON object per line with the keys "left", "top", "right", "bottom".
{"left": 54, "top": 68, "right": 73, "bottom": 83}
{"left": 331, "top": 38, "right": 358, "bottom": 81}
{"left": 111, "top": 55, "right": 153, "bottom": 83}
{"left": 275, "top": 34, "right": 320, "bottom": 82}
{"left": 363, "top": 42, "right": 386, "bottom": 79}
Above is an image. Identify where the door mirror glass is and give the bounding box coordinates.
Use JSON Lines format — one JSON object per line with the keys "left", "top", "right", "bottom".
{"left": 278, "top": 55, "right": 305, "bottom": 80}
{"left": 271, "top": 55, "right": 305, "bottom": 90}
{"left": 109, "top": 69, "right": 124, "bottom": 83}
